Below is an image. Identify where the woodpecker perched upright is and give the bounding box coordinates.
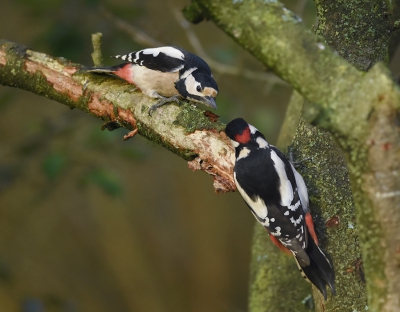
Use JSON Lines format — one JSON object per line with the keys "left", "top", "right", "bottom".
{"left": 83, "top": 46, "right": 219, "bottom": 115}
{"left": 225, "top": 118, "right": 335, "bottom": 299}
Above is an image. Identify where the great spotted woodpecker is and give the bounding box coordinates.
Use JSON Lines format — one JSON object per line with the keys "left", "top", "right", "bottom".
{"left": 225, "top": 118, "right": 336, "bottom": 299}
{"left": 84, "top": 46, "right": 219, "bottom": 115}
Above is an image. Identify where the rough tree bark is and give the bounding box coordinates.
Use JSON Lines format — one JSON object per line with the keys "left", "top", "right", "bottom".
{"left": 1, "top": 0, "right": 400, "bottom": 311}
{"left": 245, "top": 0, "right": 393, "bottom": 311}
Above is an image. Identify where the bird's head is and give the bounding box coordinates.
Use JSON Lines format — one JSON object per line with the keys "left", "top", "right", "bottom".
{"left": 225, "top": 118, "right": 269, "bottom": 149}
{"left": 175, "top": 70, "right": 218, "bottom": 109}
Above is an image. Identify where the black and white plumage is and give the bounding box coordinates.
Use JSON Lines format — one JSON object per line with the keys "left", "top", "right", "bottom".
{"left": 225, "top": 118, "right": 335, "bottom": 299}
{"left": 83, "top": 46, "right": 219, "bottom": 115}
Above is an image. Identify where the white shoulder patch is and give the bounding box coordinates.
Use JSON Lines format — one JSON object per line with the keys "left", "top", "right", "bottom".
{"left": 184, "top": 74, "right": 203, "bottom": 96}
{"left": 142, "top": 47, "right": 185, "bottom": 60}
{"left": 237, "top": 147, "right": 250, "bottom": 160}
{"left": 249, "top": 125, "right": 259, "bottom": 134}
{"left": 234, "top": 172, "right": 268, "bottom": 220}
{"left": 270, "top": 150, "right": 294, "bottom": 207}
{"left": 290, "top": 163, "right": 309, "bottom": 212}
{"left": 256, "top": 137, "right": 269, "bottom": 149}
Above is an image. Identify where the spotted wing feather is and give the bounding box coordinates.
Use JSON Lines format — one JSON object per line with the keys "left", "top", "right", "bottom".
{"left": 113, "top": 47, "right": 186, "bottom": 73}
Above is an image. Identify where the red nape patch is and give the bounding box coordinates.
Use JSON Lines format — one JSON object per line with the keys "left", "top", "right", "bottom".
{"left": 269, "top": 233, "right": 291, "bottom": 255}
{"left": 305, "top": 213, "right": 319, "bottom": 245}
{"left": 235, "top": 127, "right": 251, "bottom": 144}
{"left": 114, "top": 64, "right": 135, "bottom": 84}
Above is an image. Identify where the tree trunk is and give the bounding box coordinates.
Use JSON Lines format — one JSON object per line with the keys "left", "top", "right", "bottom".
{"left": 185, "top": 1, "right": 400, "bottom": 311}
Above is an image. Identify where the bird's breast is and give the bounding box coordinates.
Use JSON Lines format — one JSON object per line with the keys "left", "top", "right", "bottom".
{"left": 131, "top": 66, "right": 180, "bottom": 97}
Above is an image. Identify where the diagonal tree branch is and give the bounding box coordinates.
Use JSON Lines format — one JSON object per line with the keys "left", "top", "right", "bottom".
{"left": 0, "top": 39, "right": 235, "bottom": 193}
{"left": 184, "top": 0, "right": 400, "bottom": 141}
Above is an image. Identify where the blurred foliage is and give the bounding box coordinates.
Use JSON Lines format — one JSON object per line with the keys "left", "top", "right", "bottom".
{"left": 81, "top": 167, "right": 123, "bottom": 197}
{"left": 22, "top": 298, "right": 44, "bottom": 312}
{"left": 11, "top": 0, "right": 143, "bottom": 62}
{"left": 0, "top": 90, "right": 16, "bottom": 110}
{"left": 42, "top": 153, "right": 67, "bottom": 180}
{"left": 210, "top": 46, "right": 238, "bottom": 65}
{"left": 0, "top": 258, "right": 12, "bottom": 283}
{"left": 0, "top": 165, "right": 17, "bottom": 192}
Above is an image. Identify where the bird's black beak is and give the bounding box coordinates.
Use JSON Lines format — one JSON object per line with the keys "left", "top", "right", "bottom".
{"left": 203, "top": 96, "right": 217, "bottom": 110}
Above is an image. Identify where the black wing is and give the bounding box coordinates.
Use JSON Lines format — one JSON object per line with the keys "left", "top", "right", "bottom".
{"left": 113, "top": 46, "right": 186, "bottom": 73}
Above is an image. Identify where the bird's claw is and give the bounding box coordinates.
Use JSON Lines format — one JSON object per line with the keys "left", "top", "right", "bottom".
{"left": 148, "top": 95, "right": 181, "bottom": 116}
{"left": 288, "top": 146, "right": 311, "bottom": 168}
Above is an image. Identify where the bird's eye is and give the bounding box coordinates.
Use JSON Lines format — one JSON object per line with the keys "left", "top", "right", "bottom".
{"left": 196, "top": 85, "right": 202, "bottom": 92}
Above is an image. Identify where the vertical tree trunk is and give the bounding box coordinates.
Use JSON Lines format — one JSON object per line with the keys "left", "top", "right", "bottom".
{"left": 184, "top": 0, "right": 400, "bottom": 311}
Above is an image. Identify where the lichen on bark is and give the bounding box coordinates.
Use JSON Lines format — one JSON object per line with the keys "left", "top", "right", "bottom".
{"left": 314, "top": 0, "right": 392, "bottom": 71}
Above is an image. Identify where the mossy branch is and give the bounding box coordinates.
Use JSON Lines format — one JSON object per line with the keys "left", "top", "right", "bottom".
{"left": 186, "top": 0, "right": 399, "bottom": 142}
{"left": 0, "top": 39, "right": 235, "bottom": 194}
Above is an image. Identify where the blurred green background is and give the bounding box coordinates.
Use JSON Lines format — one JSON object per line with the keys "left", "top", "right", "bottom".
{"left": 1, "top": 0, "right": 380, "bottom": 311}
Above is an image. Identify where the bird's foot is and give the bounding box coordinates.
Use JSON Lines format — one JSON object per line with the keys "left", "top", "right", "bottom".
{"left": 148, "top": 95, "right": 181, "bottom": 116}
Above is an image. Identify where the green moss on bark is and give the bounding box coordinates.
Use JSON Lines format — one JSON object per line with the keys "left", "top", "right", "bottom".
{"left": 174, "top": 102, "right": 225, "bottom": 134}
{"left": 292, "top": 120, "right": 367, "bottom": 311}
{"left": 314, "top": 0, "right": 391, "bottom": 71}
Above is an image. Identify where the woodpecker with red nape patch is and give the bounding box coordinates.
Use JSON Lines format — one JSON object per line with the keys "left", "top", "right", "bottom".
{"left": 83, "top": 46, "right": 218, "bottom": 115}
{"left": 225, "top": 118, "right": 336, "bottom": 299}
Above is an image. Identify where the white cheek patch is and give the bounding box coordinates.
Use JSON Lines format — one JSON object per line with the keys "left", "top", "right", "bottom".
{"left": 184, "top": 75, "right": 203, "bottom": 96}
{"left": 142, "top": 47, "right": 184, "bottom": 60}
{"left": 270, "top": 150, "right": 294, "bottom": 207}
{"left": 235, "top": 173, "right": 268, "bottom": 220}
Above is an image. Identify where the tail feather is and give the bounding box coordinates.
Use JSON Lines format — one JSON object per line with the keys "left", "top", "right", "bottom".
{"left": 297, "top": 260, "right": 328, "bottom": 299}
{"left": 308, "top": 240, "right": 336, "bottom": 294}
{"left": 294, "top": 232, "right": 336, "bottom": 299}
{"left": 81, "top": 63, "right": 126, "bottom": 74}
